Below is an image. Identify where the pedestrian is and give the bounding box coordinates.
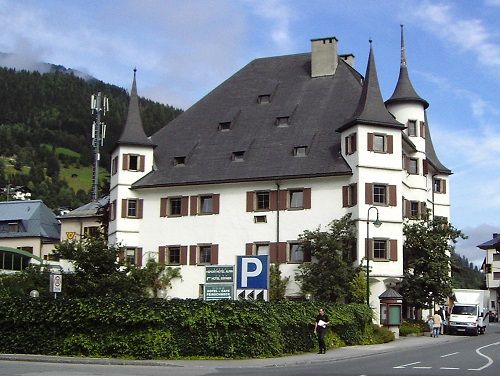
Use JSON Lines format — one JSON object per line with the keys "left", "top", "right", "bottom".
{"left": 432, "top": 311, "right": 442, "bottom": 338}
{"left": 426, "top": 314, "right": 434, "bottom": 336}
{"left": 439, "top": 306, "right": 447, "bottom": 334}
{"left": 314, "top": 308, "right": 329, "bottom": 354}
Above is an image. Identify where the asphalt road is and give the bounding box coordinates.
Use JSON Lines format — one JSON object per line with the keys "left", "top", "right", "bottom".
{"left": 0, "top": 324, "right": 499, "bottom": 376}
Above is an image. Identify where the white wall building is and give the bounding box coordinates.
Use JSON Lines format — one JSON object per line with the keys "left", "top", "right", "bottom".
{"left": 478, "top": 233, "right": 500, "bottom": 317}
{"left": 108, "top": 29, "right": 451, "bottom": 319}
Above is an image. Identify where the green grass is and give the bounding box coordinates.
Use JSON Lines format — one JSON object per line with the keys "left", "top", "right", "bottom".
{"left": 60, "top": 165, "right": 108, "bottom": 192}
{"left": 41, "top": 144, "right": 81, "bottom": 158}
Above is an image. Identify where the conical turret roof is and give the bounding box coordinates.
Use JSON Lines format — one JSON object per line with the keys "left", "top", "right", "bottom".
{"left": 386, "top": 25, "right": 429, "bottom": 109}
{"left": 115, "top": 69, "right": 156, "bottom": 149}
{"left": 338, "top": 41, "right": 404, "bottom": 132}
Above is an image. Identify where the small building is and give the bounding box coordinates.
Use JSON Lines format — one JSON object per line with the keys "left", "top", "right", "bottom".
{"left": 0, "top": 200, "right": 60, "bottom": 268}
{"left": 478, "top": 233, "right": 500, "bottom": 316}
{"left": 59, "top": 196, "right": 109, "bottom": 242}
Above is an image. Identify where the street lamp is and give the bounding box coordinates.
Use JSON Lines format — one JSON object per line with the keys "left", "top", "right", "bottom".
{"left": 366, "top": 206, "right": 382, "bottom": 306}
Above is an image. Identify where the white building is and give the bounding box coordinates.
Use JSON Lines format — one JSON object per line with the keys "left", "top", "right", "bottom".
{"left": 478, "top": 233, "right": 500, "bottom": 317}
{"left": 108, "top": 29, "right": 451, "bottom": 317}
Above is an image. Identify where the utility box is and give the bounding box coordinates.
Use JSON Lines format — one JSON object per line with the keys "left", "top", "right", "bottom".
{"left": 379, "top": 288, "right": 403, "bottom": 338}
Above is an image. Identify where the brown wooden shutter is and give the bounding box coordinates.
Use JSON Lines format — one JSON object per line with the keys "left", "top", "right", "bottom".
{"left": 160, "top": 198, "right": 167, "bottom": 217}
{"left": 420, "top": 121, "right": 426, "bottom": 139}
{"left": 423, "top": 159, "right": 428, "bottom": 175}
{"left": 121, "top": 199, "right": 127, "bottom": 218}
{"left": 365, "top": 239, "right": 373, "bottom": 260}
{"left": 189, "top": 245, "right": 197, "bottom": 265}
{"left": 159, "top": 246, "right": 166, "bottom": 265}
{"left": 303, "top": 188, "right": 311, "bottom": 209}
{"left": 180, "top": 246, "right": 188, "bottom": 265}
{"left": 277, "top": 242, "right": 287, "bottom": 262}
{"left": 190, "top": 196, "right": 198, "bottom": 216}
{"left": 365, "top": 183, "right": 373, "bottom": 204}
{"left": 135, "top": 247, "right": 143, "bottom": 266}
{"left": 352, "top": 133, "right": 357, "bottom": 153}
{"left": 246, "top": 243, "right": 253, "bottom": 256}
{"left": 270, "top": 243, "right": 278, "bottom": 263}
{"left": 387, "top": 135, "right": 393, "bottom": 154}
{"left": 122, "top": 154, "right": 129, "bottom": 170}
{"left": 367, "top": 133, "right": 374, "bottom": 151}
{"left": 278, "top": 190, "right": 287, "bottom": 210}
{"left": 246, "top": 192, "right": 254, "bottom": 212}
{"left": 211, "top": 244, "right": 219, "bottom": 265}
{"left": 404, "top": 199, "right": 411, "bottom": 218}
{"left": 139, "top": 155, "right": 145, "bottom": 172}
{"left": 345, "top": 136, "right": 349, "bottom": 155}
{"left": 352, "top": 183, "right": 357, "bottom": 206}
{"left": 181, "top": 196, "right": 189, "bottom": 216}
{"left": 389, "top": 240, "right": 398, "bottom": 261}
{"left": 270, "top": 190, "right": 278, "bottom": 211}
{"left": 137, "top": 199, "right": 143, "bottom": 219}
{"left": 118, "top": 247, "right": 125, "bottom": 262}
{"left": 212, "top": 194, "right": 220, "bottom": 214}
{"left": 342, "top": 186, "right": 349, "bottom": 207}
{"left": 442, "top": 180, "right": 447, "bottom": 194}
{"left": 389, "top": 185, "right": 397, "bottom": 206}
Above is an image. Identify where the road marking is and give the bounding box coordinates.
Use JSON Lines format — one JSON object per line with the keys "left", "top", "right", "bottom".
{"left": 440, "top": 367, "right": 460, "bottom": 370}
{"left": 413, "top": 366, "right": 432, "bottom": 369}
{"left": 393, "top": 361, "right": 420, "bottom": 369}
{"left": 467, "top": 341, "right": 500, "bottom": 371}
{"left": 440, "top": 352, "right": 459, "bottom": 358}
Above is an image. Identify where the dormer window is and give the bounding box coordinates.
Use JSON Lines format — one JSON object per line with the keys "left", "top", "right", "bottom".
{"left": 276, "top": 116, "right": 290, "bottom": 127}
{"left": 232, "top": 151, "right": 245, "bottom": 162}
{"left": 174, "top": 156, "right": 186, "bottom": 166}
{"left": 258, "top": 94, "right": 271, "bottom": 104}
{"left": 407, "top": 120, "right": 417, "bottom": 137}
{"left": 293, "top": 146, "right": 307, "bottom": 157}
{"left": 219, "top": 122, "right": 231, "bottom": 131}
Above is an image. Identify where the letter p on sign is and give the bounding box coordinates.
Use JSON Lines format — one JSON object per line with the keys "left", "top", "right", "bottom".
{"left": 236, "top": 255, "right": 268, "bottom": 289}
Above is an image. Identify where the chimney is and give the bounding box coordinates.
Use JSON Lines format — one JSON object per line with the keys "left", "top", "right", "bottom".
{"left": 493, "top": 233, "right": 499, "bottom": 238}
{"left": 311, "top": 37, "right": 338, "bottom": 78}
{"left": 340, "top": 53, "right": 355, "bottom": 68}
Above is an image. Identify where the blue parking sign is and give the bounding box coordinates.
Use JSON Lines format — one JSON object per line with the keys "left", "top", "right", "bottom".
{"left": 236, "top": 255, "right": 268, "bottom": 289}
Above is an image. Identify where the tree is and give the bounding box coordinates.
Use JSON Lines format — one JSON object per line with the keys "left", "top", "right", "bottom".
{"left": 130, "top": 259, "right": 181, "bottom": 298}
{"left": 401, "top": 215, "right": 465, "bottom": 312}
{"left": 295, "top": 214, "right": 359, "bottom": 302}
{"left": 269, "top": 263, "right": 290, "bottom": 301}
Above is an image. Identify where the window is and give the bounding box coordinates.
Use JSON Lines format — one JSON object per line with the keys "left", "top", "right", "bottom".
{"left": 256, "top": 191, "right": 270, "bottom": 211}
{"left": 289, "top": 243, "right": 305, "bottom": 263}
{"left": 373, "top": 185, "right": 387, "bottom": 205}
{"left": 111, "top": 156, "right": 118, "bottom": 175}
{"left": 199, "top": 195, "right": 213, "bottom": 214}
{"left": 434, "top": 178, "right": 446, "bottom": 194}
{"left": 258, "top": 94, "right": 271, "bottom": 104}
{"left": 232, "top": 151, "right": 245, "bottom": 162}
{"left": 256, "top": 244, "right": 270, "bottom": 256}
{"left": 289, "top": 189, "right": 304, "bottom": 208}
{"left": 343, "top": 183, "right": 357, "bottom": 207}
{"left": 84, "top": 226, "right": 99, "bottom": 238}
{"left": 169, "top": 197, "right": 182, "bottom": 216}
{"left": 128, "top": 155, "right": 139, "bottom": 171}
{"left": 18, "top": 246, "right": 33, "bottom": 253}
{"left": 494, "top": 272, "right": 500, "bottom": 280}
{"left": 368, "top": 133, "right": 393, "bottom": 154}
{"left": 8, "top": 222, "right": 19, "bottom": 233}
{"left": 373, "top": 239, "right": 388, "bottom": 259}
{"left": 373, "top": 134, "right": 385, "bottom": 152}
{"left": 167, "top": 246, "right": 180, "bottom": 265}
{"left": 254, "top": 215, "right": 267, "bottom": 223}
{"left": 410, "top": 202, "right": 419, "bottom": 218}
{"left": 127, "top": 199, "right": 138, "bottom": 217}
{"left": 408, "top": 158, "right": 418, "bottom": 174}
{"left": 198, "top": 245, "right": 212, "bottom": 264}
{"left": 407, "top": 120, "right": 417, "bottom": 136}
{"left": 174, "top": 156, "right": 186, "bottom": 166}
{"left": 219, "top": 122, "right": 231, "bottom": 131}
{"left": 275, "top": 116, "right": 290, "bottom": 126}
{"left": 345, "top": 133, "right": 357, "bottom": 155}
{"left": 126, "top": 248, "right": 137, "bottom": 265}
{"left": 293, "top": 146, "right": 307, "bottom": 157}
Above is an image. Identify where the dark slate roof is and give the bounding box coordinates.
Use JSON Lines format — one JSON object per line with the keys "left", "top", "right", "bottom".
{"left": 379, "top": 288, "right": 403, "bottom": 299}
{"left": 385, "top": 26, "right": 429, "bottom": 109}
{"left": 424, "top": 111, "right": 451, "bottom": 174}
{"left": 0, "top": 200, "right": 60, "bottom": 240}
{"left": 338, "top": 43, "right": 404, "bottom": 132}
{"left": 478, "top": 233, "right": 500, "bottom": 250}
{"left": 58, "top": 196, "right": 109, "bottom": 219}
{"left": 114, "top": 70, "right": 156, "bottom": 150}
{"left": 134, "top": 54, "right": 363, "bottom": 188}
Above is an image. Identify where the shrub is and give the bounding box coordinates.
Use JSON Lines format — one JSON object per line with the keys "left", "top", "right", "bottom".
{"left": 371, "top": 325, "right": 395, "bottom": 343}
{"left": 399, "top": 320, "right": 425, "bottom": 336}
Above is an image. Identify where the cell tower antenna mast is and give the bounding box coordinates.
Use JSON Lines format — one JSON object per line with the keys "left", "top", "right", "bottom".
{"left": 90, "top": 92, "right": 109, "bottom": 201}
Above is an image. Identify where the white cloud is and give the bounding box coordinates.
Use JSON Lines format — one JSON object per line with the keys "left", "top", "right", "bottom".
{"left": 456, "top": 224, "right": 498, "bottom": 267}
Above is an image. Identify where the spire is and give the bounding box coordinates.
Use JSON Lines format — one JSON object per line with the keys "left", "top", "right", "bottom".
{"left": 338, "top": 40, "right": 403, "bottom": 131}
{"left": 115, "top": 69, "right": 155, "bottom": 149}
{"left": 386, "top": 25, "right": 429, "bottom": 109}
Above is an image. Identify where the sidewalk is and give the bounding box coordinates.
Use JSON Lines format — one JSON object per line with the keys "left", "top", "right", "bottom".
{"left": 0, "top": 333, "right": 466, "bottom": 369}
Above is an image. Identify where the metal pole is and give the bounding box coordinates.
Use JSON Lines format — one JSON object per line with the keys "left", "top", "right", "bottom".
{"left": 91, "top": 92, "right": 102, "bottom": 201}
{"left": 366, "top": 214, "right": 370, "bottom": 306}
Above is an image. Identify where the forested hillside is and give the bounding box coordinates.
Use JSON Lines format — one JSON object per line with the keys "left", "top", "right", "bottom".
{"left": 0, "top": 67, "right": 182, "bottom": 210}
{"left": 452, "top": 253, "right": 485, "bottom": 289}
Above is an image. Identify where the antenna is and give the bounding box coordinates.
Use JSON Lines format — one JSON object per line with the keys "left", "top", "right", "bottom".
{"left": 90, "top": 91, "right": 108, "bottom": 201}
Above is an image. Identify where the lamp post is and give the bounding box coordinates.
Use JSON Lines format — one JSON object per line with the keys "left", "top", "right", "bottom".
{"left": 366, "top": 206, "right": 382, "bottom": 306}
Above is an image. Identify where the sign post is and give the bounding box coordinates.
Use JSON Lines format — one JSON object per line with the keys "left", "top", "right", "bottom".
{"left": 204, "top": 265, "right": 234, "bottom": 301}
{"left": 236, "top": 255, "right": 269, "bottom": 301}
{"left": 50, "top": 273, "right": 62, "bottom": 299}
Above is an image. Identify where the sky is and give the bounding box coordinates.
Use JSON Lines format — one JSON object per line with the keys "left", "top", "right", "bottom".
{"left": 0, "top": 0, "right": 498, "bottom": 265}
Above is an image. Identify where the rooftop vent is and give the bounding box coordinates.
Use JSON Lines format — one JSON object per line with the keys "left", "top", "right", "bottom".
{"left": 311, "top": 37, "right": 338, "bottom": 78}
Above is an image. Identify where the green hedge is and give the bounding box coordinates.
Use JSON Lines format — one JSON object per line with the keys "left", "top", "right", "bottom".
{"left": 0, "top": 298, "right": 374, "bottom": 359}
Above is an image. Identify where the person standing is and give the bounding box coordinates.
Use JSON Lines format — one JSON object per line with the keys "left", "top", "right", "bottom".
{"left": 314, "top": 308, "right": 329, "bottom": 354}
{"left": 432, "top": 311, "right": 442, "bottom": 338}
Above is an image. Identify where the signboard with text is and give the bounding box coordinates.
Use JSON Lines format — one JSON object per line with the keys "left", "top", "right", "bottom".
{"left": 205, "top": 265, "right": 234, "bottom": 283}
{"left": 204, "top": 284, "right": 233, "bottom": 301}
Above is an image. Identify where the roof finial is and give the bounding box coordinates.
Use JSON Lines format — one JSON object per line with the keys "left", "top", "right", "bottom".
{"left": 400, "top": 24, "right": 407, "bottom": 68}
{"left": 133, "top": 67, "right": 137, "bottom": 79}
